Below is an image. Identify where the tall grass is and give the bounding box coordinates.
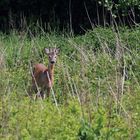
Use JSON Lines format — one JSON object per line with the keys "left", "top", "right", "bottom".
{"left": 0, "top": 26, "right": 140, "bottom": 139}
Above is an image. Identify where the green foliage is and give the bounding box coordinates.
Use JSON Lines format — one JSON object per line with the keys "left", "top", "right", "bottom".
{"left": 1, "top": 95, "right": 81, "bottom": 140}
{"left": 0, "top": 26, "right": 140, "bottom": 139}
{"left": 98, "top": 0, "right": 140, "bottom": 17}
{"left": 78, "top": 120, "right": 95, "bottom": 140}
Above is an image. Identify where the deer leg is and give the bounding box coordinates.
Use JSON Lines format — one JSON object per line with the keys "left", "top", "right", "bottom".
{"left": 40, "top": 90, "right": 45, "bottom": 99}
{"left": 28, "top": 83, "right": 37, "bottom": 99}
{"left": 31, "top": 82, "right": 42, "bottom": 100}
{"left": 47, "top": 87, "right": 51, "bottom": 97}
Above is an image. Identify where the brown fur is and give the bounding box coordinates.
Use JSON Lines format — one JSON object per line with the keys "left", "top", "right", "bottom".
{"left": 31, "top": 48, "right": 59, "bottom": 99}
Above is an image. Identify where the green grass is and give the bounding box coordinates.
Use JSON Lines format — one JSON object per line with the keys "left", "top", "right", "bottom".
{"left": 0, "top": 26, "right": 140, "bottom": 139}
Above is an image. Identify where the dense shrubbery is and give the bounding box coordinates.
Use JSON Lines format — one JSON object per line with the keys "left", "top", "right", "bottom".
{"left": 0, "top": 0, "right": 140, "bottom": 33}
{"left": 0, "top": 26, "right": 140, "bottom": 139}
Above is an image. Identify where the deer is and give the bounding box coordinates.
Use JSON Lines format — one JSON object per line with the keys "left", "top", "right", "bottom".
{"left": 31, "top": 48, "right": 59, "bottom": 99}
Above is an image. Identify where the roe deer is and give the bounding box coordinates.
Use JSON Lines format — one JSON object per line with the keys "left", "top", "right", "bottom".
{"left": 31, "top": 48, "right": 59, "bottom": 99}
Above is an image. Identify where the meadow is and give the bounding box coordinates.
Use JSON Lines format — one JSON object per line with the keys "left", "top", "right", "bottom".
{"left": 0, "top": 26, "right": 140, "bottom": 139}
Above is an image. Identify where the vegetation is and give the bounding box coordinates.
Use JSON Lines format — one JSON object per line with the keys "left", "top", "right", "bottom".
{"left": 0, "top": 0, "right": 140, "bottom": 33}
{"left": 0, "top": 26, "right": 140, "bottom": 139}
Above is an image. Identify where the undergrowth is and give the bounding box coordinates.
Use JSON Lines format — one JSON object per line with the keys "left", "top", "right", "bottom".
{"left": 0, "top": 26, "right": 140, "bottom": 139}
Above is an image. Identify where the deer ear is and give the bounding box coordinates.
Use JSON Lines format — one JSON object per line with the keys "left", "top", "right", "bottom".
{"left": 45, "top": 48, "right": 50, "bottom": 54}
{"left": 55, "top": 48, "right": 60, "bottom": 54}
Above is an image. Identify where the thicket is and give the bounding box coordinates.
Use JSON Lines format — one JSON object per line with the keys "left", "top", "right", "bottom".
{"left": 0, "top": 0, "right": 140, "bottom": 33}
{"left": 0, "top": 26, "right": 140, "bottom": 139}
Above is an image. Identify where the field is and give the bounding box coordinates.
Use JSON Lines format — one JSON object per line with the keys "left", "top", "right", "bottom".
{"left": 0, "top": 27, "right": 140, "bottom": 139}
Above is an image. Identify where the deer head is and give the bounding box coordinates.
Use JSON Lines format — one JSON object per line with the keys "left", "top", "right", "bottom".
{"left": 45, "top": 48, "right": 59, "bottom": 64}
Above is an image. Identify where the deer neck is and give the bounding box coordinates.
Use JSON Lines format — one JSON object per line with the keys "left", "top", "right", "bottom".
{"left": 48, "top": 63, "right": 55, "bottom": 83}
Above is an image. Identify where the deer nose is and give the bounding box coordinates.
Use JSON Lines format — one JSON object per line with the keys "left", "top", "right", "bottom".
{"left": 51, "top": 61, "right": 55, "bottom": 64}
